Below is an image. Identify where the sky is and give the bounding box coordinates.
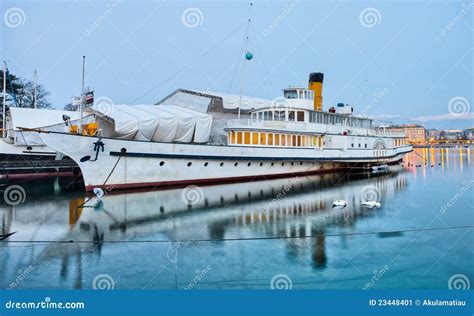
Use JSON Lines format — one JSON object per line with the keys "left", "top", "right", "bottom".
{"left": 1, "top": 0, "right": 472, "bottom": 129}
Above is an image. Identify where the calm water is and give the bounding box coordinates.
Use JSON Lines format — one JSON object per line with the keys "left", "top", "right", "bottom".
{"left": 1, "top": 147, "right": 473, "bottom": 289}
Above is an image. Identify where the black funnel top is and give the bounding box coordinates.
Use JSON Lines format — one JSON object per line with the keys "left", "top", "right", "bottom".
{"left": 309, "top": 72, "right": 324, "bottom": 83}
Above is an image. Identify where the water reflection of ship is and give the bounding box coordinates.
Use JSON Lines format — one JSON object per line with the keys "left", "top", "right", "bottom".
{"left": 1, "top": 169, "right": 409, "bottom": 287}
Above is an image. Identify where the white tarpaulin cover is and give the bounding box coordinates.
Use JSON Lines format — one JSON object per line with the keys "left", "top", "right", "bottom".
{"left": 7, "top": 108, "right": 94, "bottom": 146}
{"left": 93, "top": 104, "right": 138, "bottom": 139}
{"left": 114, "top": 105, "right": 158, "bottom": 141}
{"left": 135, "top": 105, "right": 178, "bottom": 142}
{"left": 157, "top": 105, "right": 196, "bottom": 142}
{"left": 168, "top": 105, "right": 212, "bottom": 143}
{"left": 92, "top": 104, "right": 211, "bottom": 143}
{"left": 164, "top": 90, "right": 274, "bottom": 112}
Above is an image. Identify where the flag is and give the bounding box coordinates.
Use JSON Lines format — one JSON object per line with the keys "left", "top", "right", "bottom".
{"left": 85, "top": 91, "right": 94, "bottom": 105}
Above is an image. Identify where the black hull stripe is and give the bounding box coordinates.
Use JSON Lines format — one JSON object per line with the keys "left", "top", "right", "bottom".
{"left": 109, "top": 151, "right": 410, "bottom": 161}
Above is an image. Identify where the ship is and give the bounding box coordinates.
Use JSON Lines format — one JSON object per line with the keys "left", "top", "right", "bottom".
{"left": 30, "top": 72, "right": 412, "bottom": 191}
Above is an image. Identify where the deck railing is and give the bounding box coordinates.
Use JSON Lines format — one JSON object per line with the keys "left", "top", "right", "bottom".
{"left": 226, "top": 119, "right": 406, "bottom": 138}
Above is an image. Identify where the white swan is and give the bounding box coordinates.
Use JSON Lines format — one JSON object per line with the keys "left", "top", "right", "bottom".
{"left": 332, "top": 200, "right": 347, "bottom": 208}
{"left": 362, "top": 201, "right": 381, "bottom": 208}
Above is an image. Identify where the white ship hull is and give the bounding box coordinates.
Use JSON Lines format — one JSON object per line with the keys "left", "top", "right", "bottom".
{"left": 40, "top": 132, "right": 412, "bottom": 191}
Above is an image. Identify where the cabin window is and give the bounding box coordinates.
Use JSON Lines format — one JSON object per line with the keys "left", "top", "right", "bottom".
{"left": 268, "top": 133, "right": 274, "bottom": 146}
{"left": 297, "top": 135, "right": 301, "bottom": 147}
{"left": 260, "top": 132, "right": 267, "bottom": 145}
{"left": 252, "top": 132, "right": 259, "bottom": 145}
{"left": 244, "top": 132, "right": 250, "bottom": 145}
{"left": 365, "top": 143, "right": 368, "bottom": 148}
{"left": 231, "top": 131, "right": 236, "bottom": 144}
{"left": 297, "top": 111, "right": 305, "bottom": 122}
{"left": 237, "top": 131, "right": 243, "bottom": 144}
{"left": 258, "top": 112, "right": 263, "bottom": 121}
{"left": 280, "top": 134, "right": 285, "bottom": 146}
{"left": 284, "top": 90, "right": 298, "bottom": 99}
{"left": 274, "top": 110, "right": 285, "bottom": 121}
{"left": 288, "top": 111, "right": 295, "bottom": 121}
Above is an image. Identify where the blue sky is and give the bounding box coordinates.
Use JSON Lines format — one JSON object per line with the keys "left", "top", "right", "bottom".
{"left": 1, "top": 0, "right": 472, "bottom": 129}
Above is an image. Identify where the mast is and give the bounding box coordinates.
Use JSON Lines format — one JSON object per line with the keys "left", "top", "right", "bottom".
{"left": 80, "top": 56, "right": 85, "bottom": 134}
{"left": 237, "top": 3, "right": 253, "bottom": 122}
{"left": 2, "top": 62, "right": 6, "bottom": 138}
{"left": 33, "top": 69, "right": 37, "bottom": 109}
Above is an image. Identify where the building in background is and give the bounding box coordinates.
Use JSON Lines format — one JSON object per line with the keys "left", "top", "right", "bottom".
{"left": 388, "top": 124, "right": 426, "bottom": 144}
{"left": 440, "top": 129, "right": 465, "bottom": 141}
{"left": 464, "top": 128, "right": 474, "bottom": 140}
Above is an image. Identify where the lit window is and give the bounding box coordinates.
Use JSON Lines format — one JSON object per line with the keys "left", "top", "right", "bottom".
{"left": 252, "top": 132, "right": 259, "bottom": 145}
{"left": 268, "top": 133, "right": 274, "bottom": 146}
{"left": 237, "top": 132, "right": 243, "bottom": 144}
{"left": 260, "top": 133, "right": 267, "bottom": 145}
{"left": 244, "top": 132, "right": 250, "bottom": 145}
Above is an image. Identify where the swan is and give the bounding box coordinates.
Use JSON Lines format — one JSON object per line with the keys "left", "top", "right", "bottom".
{"left": 362, "top": 201, "right": 381, "bottom": 208}
{"left": 332, "top": 200, "right": 347, "bottom": 208}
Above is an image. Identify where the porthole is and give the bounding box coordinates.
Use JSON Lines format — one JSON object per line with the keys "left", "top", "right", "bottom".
{"left": 220, "top": 162, "right": 224, "bottom": 167}
{"left": 248, "top": 162, "right": 251, "bottom": 167}
{"left": 234, "top": 162, "right": 238, "bottom": 167}
{"left": 291, "top": 162, "right": 294, "bottom": 166}
{"left": 271, "top": 162, "right": 274, "bottom": 166}
{"left": 187, "top": 162, "right": 192, "bottom": 167}
{"left": 300, "top": 162, "right": 303, "bottom": 166}
{"left": 159, "top": 161, "right": 165, "bottom": 166}
{"left": 259, "top": 162, "right": 263, "bottom": 167}
{"left": 281, "top": 162, "right": 285, "bottom": 166}
{"left": 204, "top": 162, "right": 209, "bottom": 166}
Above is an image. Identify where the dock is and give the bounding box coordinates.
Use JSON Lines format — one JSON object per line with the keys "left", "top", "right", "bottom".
{"left": 0, "top": 159, "right": 80, "bottom": 180}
